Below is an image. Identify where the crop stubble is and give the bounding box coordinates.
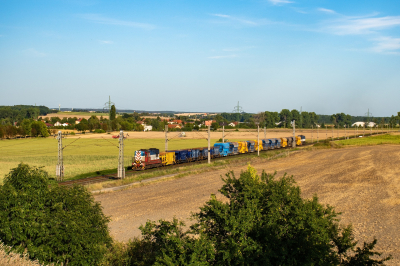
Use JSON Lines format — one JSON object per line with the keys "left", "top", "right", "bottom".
{"left": 95, "top": 145, "right": 400, "bottom": 264}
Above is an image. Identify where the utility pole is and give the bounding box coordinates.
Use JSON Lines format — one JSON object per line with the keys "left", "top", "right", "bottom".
{"left": 222, "top": 125, "right": 224, "bottom": 143}
{"left": 344, "top": 125, "right": 346, "bottom": 139}
{"left": 325, "top": 125, "right": 327, "bottom": 140}
{"left": 208, "top": 125, "right": 211, "bottom": 164}
{"left": 264, "top": 126, "right": 266, "bottom": 139}
{"left": 331, "top": 125, "right": 333, "bottom": 140}
{"left": 118, "top": 130, "right": 125, "bottom": 179}
{"left": 56, "top": 131, "right": 64, "bottom": 181}
{"left": 257, "top": 124, "right": 260, "bottom": 156}
{"left": 317, "top": 125, "right": 319, "bottom": 143}
{"left": 292, "top": 120, "right": 296, "bottom": 148}
{"left": 363, "top": 124, "right": 365, "bottom": 137}
{"left": 312, "top": 125, "right": 313, "bottom": 143}
{"left": 165, "top": 125, "right": 168, "bottom": 151}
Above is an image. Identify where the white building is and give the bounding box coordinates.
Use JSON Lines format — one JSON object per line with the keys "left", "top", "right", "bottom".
{"left": 144, "top": 125, "right": 153, "bottom": 131}
{"left": 352, "top": 122, "right": 376, "bottom": 127}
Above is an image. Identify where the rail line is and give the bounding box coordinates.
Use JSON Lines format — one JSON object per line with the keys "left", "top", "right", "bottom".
{"left": 58, "top": 142, "right": 314, "bottom": 187}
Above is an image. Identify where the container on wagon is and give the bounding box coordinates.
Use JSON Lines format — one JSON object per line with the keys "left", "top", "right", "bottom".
{"left": 214, "top": 143, "right": 231, "bottom": 157}
{"left": 286, "top": 137, "right": 293, "bottom": 147}
{"left": 253, "top": 140, "right": 263, "bottom": 151}
{"left": 295, "top": 136, "right": 302, "bottom": 146}
{"left": 274, "top": 138, "right": 282, "bottom": 148}
{"left": 238, "top": 141, "right": 248, "bottom": 153}
{"left": 229, "top": 142, "right": 239, "bottom": 155}
{"left": 160, "top": 152, "right": 176, "bottom": 166}
{"left": 267, "top": 139, "right": 275, "bottom": 149}
{"left": 262, "top": 139, "right": 270, "bottom": 150}
{"left": 247, "top": 141, "right": 255, "bottom": 152}
{"left": 190, "top": 148, "right": 200, "bottom": 161}
{"left": 170, "top": 150, "right": 189, "bottom": 163}
{"left": 280, "top": 138, "right": 288, "bottom": 148}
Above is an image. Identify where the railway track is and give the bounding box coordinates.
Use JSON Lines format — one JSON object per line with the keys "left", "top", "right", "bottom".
{"left": 58, "top": 142, "right": 314, "bottom": 187}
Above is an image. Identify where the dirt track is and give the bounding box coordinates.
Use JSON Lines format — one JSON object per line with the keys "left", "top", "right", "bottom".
{"left": 95, "top": 145, "right": 400, "bottom": 264}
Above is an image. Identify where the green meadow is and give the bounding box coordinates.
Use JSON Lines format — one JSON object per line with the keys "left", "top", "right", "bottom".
{"left": 0, "top": 137, "right": 222, "bottom": 182}
{"left": 335, "top": 134, "right": 400, "bottom": 146}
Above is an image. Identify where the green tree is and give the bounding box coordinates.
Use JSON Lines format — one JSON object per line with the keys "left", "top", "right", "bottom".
{"left": 30, "top": 121, "right": 49, "bottom": 137}
{"left": 132, "top": 166, "right": 390, "bottom": 265}
{"left": 110, "top": 105, "right": 116, "bottom": 121}
{"left": 279, "top": 109, "right": 292, "bottom": 128}
{"left": 20, "top": 119, "right": 32, "bottom": 137}
{"left": 0, "top": 164, "right": 112, "bottom": 265}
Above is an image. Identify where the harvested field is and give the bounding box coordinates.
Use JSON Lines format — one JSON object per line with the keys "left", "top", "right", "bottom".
{"left": 95, "top": 145, "right": 400, "bottom": 264}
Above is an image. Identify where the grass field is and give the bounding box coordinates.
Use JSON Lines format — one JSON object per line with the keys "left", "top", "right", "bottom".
{"left": 336, "top": 134, "right": 400, "bottom": 146}
{"left": 0, "top": 137, "right": 223, "bottom": 182}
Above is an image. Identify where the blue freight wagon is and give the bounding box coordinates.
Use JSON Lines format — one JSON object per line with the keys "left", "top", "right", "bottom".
{"left": 268, "top": 139, "right": 275, "bottom": 149}
{"left": 262, "top": 139, "right": 270, "bottom": 150}
{"left": 274, "top": 138, "right": 281, "bottom": 148}
{"left": 229, "top": 142, "right": 239, "bottom": 155}
{"left": 214, "top": 143, "right": 232, "bottom": 157}
{"left": 190, "top": 148, "right": 200, "bottom": 161}
{"left": 170, "top": 150, "right": 189, "bottom": 163}
{"left": 247, "top": 141, "right": 255, "bottom": 152}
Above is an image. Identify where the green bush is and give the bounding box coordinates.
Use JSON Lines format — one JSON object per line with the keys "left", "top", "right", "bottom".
{"left": 70, "top": 131, "right": 76, "bottom": 135}
{"left": 0, "top": 164, "right": 112, "bottom": 265}
{"left": 126, "top": 165, "right": 390, "bottom": 265}
{"left": 94, "top": 129, "right": 106, "bottom": 133}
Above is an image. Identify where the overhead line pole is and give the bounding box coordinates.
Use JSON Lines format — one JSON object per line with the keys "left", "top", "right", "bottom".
{"left": 165, "top": 125, "right": 168, "bottom": 151}
{"left": 257, "top": 124, "right": 260, "bottom": 156}
{"left": 118, "top": 130, "right": 125, "bottom": 179}
{"left": 56, "top": 131, "right": 64, "bottom": 181}
{"left": 208, "top": 125, "right": 211, "bottom": 164}
{"left": 292, "top": 120, "right": 296, "bottom": 148}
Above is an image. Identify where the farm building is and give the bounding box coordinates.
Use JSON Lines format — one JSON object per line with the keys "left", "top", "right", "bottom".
{"left": 352, "top": 122, "right": 376, "bottom": 127}
{"left": 144, "top": 125, "right": 153, "bottom": 131}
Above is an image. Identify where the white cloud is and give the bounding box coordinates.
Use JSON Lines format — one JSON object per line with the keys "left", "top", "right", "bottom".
{"left": 99, "top": 40, "right": 113, "bottom": 44}
{"left": 317, "top": 8, "right": 336, "bottom": 14}
{"left": 211, "top": 14, "right": 258, "bottom": 26}
{"left": 22, "top": 48, "right": 46, "bottom": 57}
{"left": 328, "top": 16, "right": 400, "bottom": 35}
{"left": 371, "top": 36, "right": 400, "bottom": 54}
{"left": 268, "top": 0, "right": 293, "bottom": 5}
{"left": 79, "top": 14, "right": 155, "bottom": 30}
{"left": 208, "top": 54, "right": 238, "bottom": 59}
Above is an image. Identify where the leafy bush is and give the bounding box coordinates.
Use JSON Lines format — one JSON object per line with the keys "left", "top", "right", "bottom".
{"left": 94, "top": 129, "right": 106, "bottom": 133}
{"left": 0, "top": 164, "right": 112, "bottom": 265}
{"left": 126, "top": 165, "right": 391, "bottom": 265}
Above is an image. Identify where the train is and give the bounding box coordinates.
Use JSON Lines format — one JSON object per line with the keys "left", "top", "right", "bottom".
{"left": 132, "top": 135, "right": 306, "bottom": 170}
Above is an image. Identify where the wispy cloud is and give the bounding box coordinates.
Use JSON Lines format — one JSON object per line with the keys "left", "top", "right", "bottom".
{"left": 326, "top": 16, "right": 400, "bottom": 35}
{"left": 268, "top": 0, "right": 293, "bottom": 6}
{"left": 371, "top": 36, "right": 400, "bottom": 54}
{"left": 208, "top": 54, "right": 238, "bottom": 59}
{"left": 22, "top": 48, "right": 46, "bottom": 57}
{"left": 317, "top": 8, "right": 336, "bottom": 14}
{"left": 222, "top": 46, "right": 255, "bottom": 52}
{"left": 99, "top": 40, "right": 113, "bottom": 44}
{"left": 211, "top": 14, "right": 258, "bottom": 26}
{"left": 79, "top": 14, "right": 155, "bottom": 30}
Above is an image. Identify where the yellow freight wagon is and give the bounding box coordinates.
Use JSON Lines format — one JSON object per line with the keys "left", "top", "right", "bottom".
{"left": 280, "top": 137, "right": 287, "bottom": 148}
{"left": 160, "top": 152, "right": 176, "bottom": 165}
{"left": 295, "top": 136, "right": 302, "bottom": 146}
{"left": 238, "top": 141, "right": 248, "bottom": 153}
{"left": 253, "top": 140, "right": 263, "bottom": 151}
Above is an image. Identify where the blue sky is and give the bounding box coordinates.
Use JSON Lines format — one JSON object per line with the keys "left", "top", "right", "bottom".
{"left": 1, "top": 0, "right": 399, "bottom": 116}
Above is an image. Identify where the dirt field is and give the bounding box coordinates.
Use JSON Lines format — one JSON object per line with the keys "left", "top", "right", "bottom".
{"left": 65, "top": 128, "right": 390, "bottom": 141}
{"left": 95, "top": 145, "right": 400, "bottom": 264}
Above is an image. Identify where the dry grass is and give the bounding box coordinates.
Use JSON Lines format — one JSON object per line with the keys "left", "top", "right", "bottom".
{"left": 0, "top": 242, "right": 59, "bottom": 266}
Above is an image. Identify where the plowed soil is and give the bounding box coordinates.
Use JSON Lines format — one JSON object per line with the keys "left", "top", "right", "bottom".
{"left": 95, "top": 145, "right": 400, "bottom": 264}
